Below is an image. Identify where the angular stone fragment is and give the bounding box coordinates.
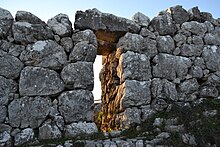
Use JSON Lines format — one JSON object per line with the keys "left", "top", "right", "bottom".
{"left": 69, "top": 41, "right": 97, "bottom": 63}
{"left": 151, "top": 78, "right": 178, "bottom": 101}
{"left": 117, "top": 51, "right": 151, "bottom": 82}
{"left": 0, "top": 40, "right": 26, "bottom": 57}
{"left": 0, "top": 7, "right": 13, "bottom": 38}
{"left": 150, "top": 11, "right": 176, "bottom": 35}
{"left": 12, "top": 21, "right": 53, "bottom": 44}
{"left": 72, "top": 29, "right": 97, "bottom": 47}
{"left": 173, "top": 33, "right": 186, "bottom": 47}
{"left": 58, "top": 90, "right": 94, "bottom": 123}
{"left": 39, "top": 120, "right": 62, "bottom": 140}
{"left": 199, "top": 85, "right": 218, "bottom": 98}
{"left": 188, "top": 7, "right": 201, "bottom": 22}
{"left": 47, "top": 13, "right": 72, "bottom": 37}
{"left": 0, "top": 124, "right": 12, "bottom": 147}
{"left": 0, "top": 76, "right": 17, "bottom": 106}
{"left": 152, "top": 53, "right": 192, "bottom": 80}
{"left": 167, "top": 5, "right": 189, "bottom": 24}
{"left": 19, "top": 66, "right": 64, "bottom": 96}
{"left": 141, "top": 105, "right": 156, "bottom": 121}
{"left": 0, "top": 106, "right": 7, "bottom": 123}
{"left": 180, "top": 44, "right": 203, "bottom": 57}
{"left": 0, "top": 54, "right": 23, "bottom": 79}
{"left": 204, "top": 33, "right": 220, "bottom": 46}
{"left": 200, "top": 12, "right": 213, "bottom": 22}
{"left": 8, "top": 96, "right": 52, "bottom": 128}
{"left": 190, "top": 66, "right": 203, "bottom": 78}
{"left": 116, "top": 107, "right": 141, "bottom": 129}
{"left": 139, "top": 28, "right": 156, "bottom": 39}
{"left": 74, "top": 8, "right": 140, "bottom": 33}
{"left": 15, "top": 11, "right": 45, "bottom": 24}
{"left": 117, "top": 80, "right": 151, "bottom": 110}
{"left": 157, "top": 35, "right": 175, "bottom": 53}
{"left": 179, "top": 78, "right": 199, "bottom": 94}
{"left": 132, "top": 12, "right": 150, "bottom": 27}
{"left": 202, "top": 45, "right": 220, "bottom": 71}
{"left": 192, "top": 35, "right": 204, "bottom": 45}
{"left": 14, "top": 128, "right": 34, "bottom": 146}
{"left": 60, "top": 37, "right": 73, "bottom": 52}
{"left": 181, "top": 21, "right": 207, "bottom": 35}
{"left": 65, "top": 122, "right": 98, "bottom": 137}
{"left": 61, "top": 62, "right": 94, "bottom": 90}
{"left": 142, "top": 37, "right": 158, "bottom": 58}
{"left": 20, "top": 40, "right": 67, "bottom": 70}
{"left": 151, "top": 98, "right": 168, "bottom": 111}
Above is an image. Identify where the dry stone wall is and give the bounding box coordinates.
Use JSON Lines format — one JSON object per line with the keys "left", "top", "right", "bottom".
{"left": 0, "top": 5, "right": 220, "bottom": 146}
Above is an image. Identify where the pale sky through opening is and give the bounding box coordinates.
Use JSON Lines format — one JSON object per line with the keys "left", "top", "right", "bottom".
{"left": 1, "top": 0, "right": 219, "bottom": 101}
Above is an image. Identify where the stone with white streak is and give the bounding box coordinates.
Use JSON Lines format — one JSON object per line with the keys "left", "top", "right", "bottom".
{"left": 14, "top": 128, "right": 34, "bottom": 146}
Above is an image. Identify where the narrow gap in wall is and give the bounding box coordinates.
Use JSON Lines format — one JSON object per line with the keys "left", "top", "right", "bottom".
{"left": 93, "top": 55, "right": 102, "bottom": 104}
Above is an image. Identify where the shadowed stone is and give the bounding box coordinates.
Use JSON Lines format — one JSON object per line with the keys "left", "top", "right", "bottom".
{"left": 0, "top": 7, "right": 13, "bottom": 39}
{"left": 15, "top": 11, "right": 45, "bottom": 24}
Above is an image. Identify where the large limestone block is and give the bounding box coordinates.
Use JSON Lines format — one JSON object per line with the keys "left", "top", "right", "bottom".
{"left": 132, "top": 12, "right": 150, "bottom": 27}
{"left": 117, "top": 51, "right": 151, "bottom": 82}
{"left": 58, "top": 90, "right": 94, "bottom": 123}
{"left": 0, "top": 7, "right": 13, "bottom": 38}
{"left": 74, "top": 8, "right": 140, "bottom": 33}
{"left": 117, "top": 80, "right": 151, "bottom": 110}
{"left": 15, "top": 11, "right": 45, "bottom": 24}
{"left": 157, "top": 35, "right": 175, "bottom": 54}
{"left": 19, "top": 66, "right": 64, "bottom": 96}
{"left": 20, "top": 40, "right": 67, "bottom": 70}
{"left": 181, "top": 21, "right": 207, "bottom": 35}
{"left": 47, "top": 13, "right": 72, "bottom": 37}
{"left": 0, "top": 76, "right": 17, "bottom": 106}
{"left": 61, "top": 62, "right": 94, "bottom": 90}
{"left": 8, "top": 96, "right": 52, "bottom": 128}
{"left": 0, "top": 55, "right": 23, "bottom": 79}
{"left": 167, "top": 5, "right": 189, "bottom": 24}
{"left": 14, "top": 128, "right": 34, "bottom": 146}
{"left": 152, "top": 53, "right": 192, "bottom": 80}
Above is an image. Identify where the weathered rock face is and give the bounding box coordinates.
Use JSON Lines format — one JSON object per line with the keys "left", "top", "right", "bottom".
{"left": 167, "top": 5, "right": 189, "bottom": 24}
{"left": 0, "top": 124, "right": 12, "bottom": 147}
{"left": 14, "top": 128, "right": 34, "bottom": 146}
{"left": 19, "top": 66, "right": 64, "bottom": 96}
{"left": 15, "top": 11, "right": 45, "bottom": 24}
{"left": 20, "top": 40, "right": 67, "bottom": 70}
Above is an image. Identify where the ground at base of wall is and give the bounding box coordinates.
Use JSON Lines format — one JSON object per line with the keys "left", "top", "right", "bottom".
{"left": 22, "top": 98, "right": 220, "bottom": 147}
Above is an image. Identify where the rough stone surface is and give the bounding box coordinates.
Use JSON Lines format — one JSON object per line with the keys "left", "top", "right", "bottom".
{"left": 74, "top": 8, "right": 140, "bottom": 33}
{"left": 47, "top": 13, "right": 72, "bottom": 37}
{"left": 0, "top": 106, "right": 7, "bottom": 123}
{"left": 204, "top": 32, "right": 220, "bottom": 46}
{"left": 0, "top": 76, "right": 17, "bottom": 106}
{"left": 117, "top": 51, "right": 151, "bottom": 82}
{"left": 69, "top": 41, "right": 97, "bottom": 63}
{"left": 14, "top": 128, "right": 34, "bottom": 146}
{"left": 20, "top": 40, "right": 67, "bottom": 70}
{"left": 58, "top": 90, "right": 94, "bottom": 123}
{"left": 117, "top": 80, "right": 151, "bottom": 110}
{"left": 8, "top": 96, "right": 52, "bottom": 128}
{"left": 60, "top": 37, "right": 73, "bottom": 52}
{"left": 150, "top": 11, "right": 176, "bottom": 35}
{"left": 61, "top": 62, "right": 94, "bottom": 90}
{"left": 152, "top": 53, "right": 192, "bottom": 80}
{"left": 0, "top": 54, "right": 23, "bottom": 79}
{"left": 132, "top": 12, "right": 150, "bottom": 27}
{"left": 65, "top": 122, "right": 98, "bottom": 137}
{"left": 12, "top": 21, "right": 53, "bottom": 44}
{"left": 167, "top": 5, "right": 189, "bottom": 24}
{"left": 181, "top": 21, "right": 207, "bottom": 35}
{"left": 15, "top": 11, "right": 45, "bottom": 24}
{"left": 0, "top": 7, "right": 13, "bottom": 38}
{"left": 157, "top": 35, "right": 175, "bottom": 53}
{"left": 19, "top": 66, "right": 64, "bottom": 96}
{"left": 180, "top": 44, "right": 203, "bottom": 57}
{"left": 0, "top": 124, "right": 12, "bottom": 147}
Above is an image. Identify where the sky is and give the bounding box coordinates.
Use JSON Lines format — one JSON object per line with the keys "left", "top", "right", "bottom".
{"left": 1, "top": 0, "right": 220, "bottom": 101}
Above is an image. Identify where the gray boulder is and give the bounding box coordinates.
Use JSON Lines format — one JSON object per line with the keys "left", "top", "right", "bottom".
{"left": 0, "top": 40, "right": 25, "bottom": 57}
{"left": 61, "top": 62, "right": 94, "bottom": 90}
{"left": 202, "top": 45, "right": 220, "bottom": 71}
{"left": 72, "top": 29, "right": 97, "bottom": 47}
{"left": 179, "top": 78, "right": 199, "bottom": 94}
{"left": 181, "top": 21, "right": 207, "bottom": 35}
{"left": 0, "top": 76, "right": 17, "bottom": 106}
{"left": 14, "top": 128, "right": 34, "bottom": 146}
{"left": 150, "top": 11, "right": 176, "bottom": 35}
{"left": 19, "top": 66, "right": 64, "bottom": 96}
{"left": 0, "top": 54, "right": 23, "bottom": 79}
{"left": 60, "top": 37, "right": 73, "bottom": 52}
{"left": 117, "top": 80, "right": 151, "bottom": 110}
{"left": 167, "top": 5, "right": 189, "bottom": 24}
{"left": 157, "top": 35, "right": 175, "bottom": 53}
{"left": 12, "top": 21, "right": 53, "bottom": 44}
{"left": 152, "top": 53, "right": 192, "bottom": 80}
{"left": 117, "top": 51, "right": 151, "bottom": 82}
{"left": 151, "top": 98, "right": 168, "bottom": 111}
{"left": 116, "top": 107, "right": 141, "bottom": 129}
{"left": 69, "top": 41, "right": 97, "bottom": 63}
{"left": 151, "top": 78, "right": 178, "bottom": 101}
{"left": 180, "top": 44, "right": 203, "bottom": 57}
{"left": 74, "top": 8, "right": 140, "bottom": 33}
{"left": 199, "top": 84, "right": 218, "bottom": 98}
{"left": 58, "top": 90, "right": 94, "bottom": 123}
{"left": 190, "top": 66, "right": 203, "bottom": 78}
{"left": 8, "top": 96, "right": 52, "bottom": 128}
{"left": 0, "top": 124, "right": 12, "bottom": 147}
{"left": 20, "top": 40, "right": 67, "bottom": 70}
{"left": 139, "top": 28, "right": 156, "bottom": 39}
{"left": 204, "top": 33, "right": 220, "bottom": 46}
{"left": 132, "top": 12, "right": 150, "bottom": 27}
{"left": 39, "top": 120, "right": 62, "bottom": 140}
{"left": 15, "top": 11, "right": 45, "bottom": 24}
{"left": 188, "top": 7, "right": 201, "bottom": 22}
{"left": 47, "top": 13, "right": 72, "bottom": 37}
{"left": 142, "top": 37, "right": 158, "bottom": 58}
{"left": 192, "top": 35, "right": 204, "bottom": 45}
{"left": 141, "top": 105, "right": 156, "bottom": 121}
{"left": 0, "top": 7, "right": 13, "bottom": 38}
{"left": 173, "top": 33, "right": 187, "bottom": 47}
{"left": 0, "top": 106, "right": 7, "bottom": 123}
{"left": 65, "top": 122, "right": 98, "bottom": 137}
